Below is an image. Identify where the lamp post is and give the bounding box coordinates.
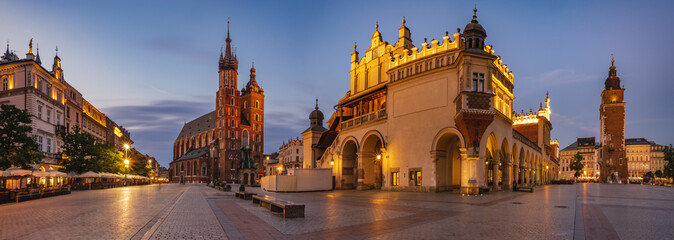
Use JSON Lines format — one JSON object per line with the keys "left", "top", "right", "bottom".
{"left": 124, "top": 159, "right": 130, "bottom": 185}
{"left": 148, "top": 159, "right": 153, "bottom": 184}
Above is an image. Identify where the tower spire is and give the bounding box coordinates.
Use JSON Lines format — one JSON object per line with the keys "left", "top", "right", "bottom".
{"left": 220, "top": 18, "right": 238, "bottom": 70}
{"left": 35, "top": 43, "right": 41, "bottom": 64}
{"left": 315, "top": 98, "right": 319, "bottom": 110}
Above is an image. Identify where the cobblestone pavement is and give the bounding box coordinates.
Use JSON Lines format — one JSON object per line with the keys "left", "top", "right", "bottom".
{"left": 1, "top": 183, "right": 672, "bottom": 239}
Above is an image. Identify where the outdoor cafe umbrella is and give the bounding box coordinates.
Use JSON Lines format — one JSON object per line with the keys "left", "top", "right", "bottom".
{"left": 32, "top": 171, "right": 50, "bottom": 178}
{"left": 67, "top": 172, "right": 80, "bottom": 178}
{"left": 46, "top": 169, "right": 67, "bottom": 177}
{"left": 2, "top": 167, "right": 33, "bottom": 177}
{"left": 78, "top": 171, "right": 101, "bottom": 178}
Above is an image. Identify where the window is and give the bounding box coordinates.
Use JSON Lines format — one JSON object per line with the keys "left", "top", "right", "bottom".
{"left": 255, "top": 101, "right": 259, "bottom": 108}
{"left": 391, "top": 172, "right": 399, "bottom": 186}
{"left": 76, "top": 112, "right": 79, "bottom": 123}
{"left": 38, "top": 105, "right": 43, "bottom": 119}
{"left": 57, "top": 113, "right": 62, "bottom": 125}
{"left": 410, "top": 169, "right": 422, "bottom": 186}
{"left": 37, "top": 136, "right": 43, "bottom": 151}
{"left": 1, "top": 77, "right": 7, "bottom": 91}
{"left": 47, "top": 138, "right": 52, "bottom": 153}
{"left": 66, "top": 107, "right": 70, "bottom": 118}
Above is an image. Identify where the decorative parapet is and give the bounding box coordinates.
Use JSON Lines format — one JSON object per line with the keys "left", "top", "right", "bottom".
{"left": 389, "top": 32, "right": 461, "bottom": 69}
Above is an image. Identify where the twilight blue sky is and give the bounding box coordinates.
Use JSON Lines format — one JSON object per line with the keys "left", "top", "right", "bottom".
{"left": 2, "top": 0, "right": 673, "bottom": 167}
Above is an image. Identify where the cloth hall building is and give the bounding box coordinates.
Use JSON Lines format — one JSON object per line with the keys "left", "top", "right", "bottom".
{"left": 302, "top": 9, "right": 560, "bottom": 194}
{"left": 170, "top": 23, "right": 265, "bottom": 185}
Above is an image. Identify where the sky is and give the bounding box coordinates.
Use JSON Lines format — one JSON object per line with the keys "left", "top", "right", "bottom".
{"left": 2, "top": 0, "right": 673, "bottom": 168}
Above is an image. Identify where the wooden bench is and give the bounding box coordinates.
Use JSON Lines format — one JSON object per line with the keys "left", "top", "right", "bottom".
{"left": 252, "top": 195, "right": 305, "bottom": 218}
{"left": 235, "top": 191, "right": 257, "bottom": 200}
{"left": 517, "top": 187, "right": 534, "bottom": 193}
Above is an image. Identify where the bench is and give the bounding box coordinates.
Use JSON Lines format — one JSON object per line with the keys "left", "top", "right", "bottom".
{"left": 517, "top": 187, "right": 534, "bottom": 193}
{"left": 235, "top": 191, "right": 257, "bottom": 200}
{"left": 252, "top": 195, "right": 305, "bottom": 218}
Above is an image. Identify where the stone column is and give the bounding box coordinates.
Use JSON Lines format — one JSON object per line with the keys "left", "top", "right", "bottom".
{"left": 492, "top": 151, "right": 500, "bottom": 190}
{"left": 430, "top": 150, "right": 446, "bottom": 192}
{"left": 356, "top": 153, "right": 365, "bottom": 190}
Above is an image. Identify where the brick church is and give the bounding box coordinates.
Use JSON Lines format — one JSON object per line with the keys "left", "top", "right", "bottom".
{"left": 169, "top": 22, "right": 265, "bottom": 185}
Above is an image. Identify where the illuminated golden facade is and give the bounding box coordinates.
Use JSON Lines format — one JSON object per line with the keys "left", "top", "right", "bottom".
{"left": 304, "top": 9, "right": 559, "bottom": 193}
{"left": 0, "top": 40, "right": 136, "bottom": 171}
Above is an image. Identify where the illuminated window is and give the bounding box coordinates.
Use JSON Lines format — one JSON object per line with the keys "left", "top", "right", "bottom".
{"left": 410, "top": 169, "right": 422, "bottom": 186}
{"left": 391, "top": 172, "right": 399, "bottom": 186}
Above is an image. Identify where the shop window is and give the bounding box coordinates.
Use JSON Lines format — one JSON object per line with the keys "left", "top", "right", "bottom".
{"left": 409, "top": 169, "right": 422, "bottom": 186}
{"left": 391, "top": 171, "right": 399, "bottom": 186}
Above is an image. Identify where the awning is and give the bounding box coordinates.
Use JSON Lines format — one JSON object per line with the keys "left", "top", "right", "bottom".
{"left": 32, "top": 171, "right": 50, "bottom": 178}
{"left": 2, "top": 167, "right": 33, "bottom": 177}
{"left": 78, "top": 171, "right": 101, "bottom": 178}
{"left": 46, "top": 169, "right": 67, "bottom": 177}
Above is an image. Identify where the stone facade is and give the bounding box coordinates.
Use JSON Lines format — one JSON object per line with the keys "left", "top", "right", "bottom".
{"left": 279, "top": 137, "right": 303, "bottom": 175}
{"left": 0, "top": 41, "right": 135, "bottom": 171}
{"left": 301, "top": 9, "right": 560, "bottom": 193}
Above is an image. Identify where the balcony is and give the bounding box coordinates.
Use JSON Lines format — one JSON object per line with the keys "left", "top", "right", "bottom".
{"left": 341, "top": 108, "right": 387, "bottom": 130}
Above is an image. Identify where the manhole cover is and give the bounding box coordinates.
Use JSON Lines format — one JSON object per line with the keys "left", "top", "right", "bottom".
{"left": 511, "top": 202, "right": 523, "bottom": 204}
{"left": 555, "top": 205, "right": 568, "bottom": 208}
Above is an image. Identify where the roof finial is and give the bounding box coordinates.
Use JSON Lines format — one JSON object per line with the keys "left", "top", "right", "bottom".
{"left": 55, "top": 45, "right": 58, "bottom": 56}
{"left": 546, "top": 91, "right": 549, "bottom": 99}
{"left": 353, "top": 42, "right": 357, "bottom": 52}
{"left": 29, "top": 38, "right": 33, "bottom": 54}
{"left": 375, "top": 21, "right": 379, "bottom": 30}
{"left": 611, "top": 53, "right": 614, "bottom": 66}
{"left": 315, "top": 98, "right": 319, "bottom": 110}
{"left": 251, "top": 59, "right": 254, "bottom": 68}
{"left": 402, "top": 16, "right": 406, "bottom": 26}
{"left": 472, "top": 6, "right": 478, "bottom": 22}
{"left": 227, "top": 17, "right": 230, "bottom": 38}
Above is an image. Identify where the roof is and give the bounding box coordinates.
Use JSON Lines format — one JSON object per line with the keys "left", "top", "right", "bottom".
{"left": 626, "top": 138, "right": 650, "bottom": 145}
{"left": 577, "top": 137, "right": 596, "bottom": 147}
{"left": 562, "top": 141, "right": 577, "bottom": 151}
{"left": 176, "top": 111, "right": 215, "bottom": 139}
{"left": 173, "top": 147, "right": 209, "bottom": 162}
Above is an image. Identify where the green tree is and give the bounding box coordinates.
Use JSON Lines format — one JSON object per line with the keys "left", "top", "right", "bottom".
{"left": 59, "top": 125, "right": 100, "bottom": 173}
{"left": 126, "top": 148, "right": 152, "bottom": 177}
{"left": 97, "top": 143, "right": 124, "bottom": 173}
{"left": 0, "top": 104, "right": 43, "bottom": 169}
{"left": 663, "top": 145, "right": 674, "bottom": 179}
{"left": 569, "top": 152, "right": 584, "bottom": 180}
{"left": 655, "top": 170, "right": 663, "bottom": 178}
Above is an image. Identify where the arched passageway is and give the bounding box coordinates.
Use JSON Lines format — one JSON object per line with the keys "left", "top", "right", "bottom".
{"left": 433, "top": 132, "right": 462, "bottom": 192}
{"left": 360, "top": 134, "right": 383, "bottom": 190}
{"left": 340, "top": 140, "right": 358, "bottom": 189}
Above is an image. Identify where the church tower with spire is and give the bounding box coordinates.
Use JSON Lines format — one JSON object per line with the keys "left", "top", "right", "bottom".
{"left": 599, "top": 56, "right": 627, "bottom": 183}
{"left": 216, "top": 20, "right": 242, "bottom": 182}
{"left": 240, "top": 60, "right": 265, "bottom": 179}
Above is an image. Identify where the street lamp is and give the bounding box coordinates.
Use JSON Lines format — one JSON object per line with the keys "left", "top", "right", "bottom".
{"left": 124, "top": 159, "right": 130, "bottom": 185}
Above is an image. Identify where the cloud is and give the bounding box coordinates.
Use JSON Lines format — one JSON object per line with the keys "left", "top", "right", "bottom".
{"left": 100, "top": 99, "right": 213, "bottom": 167}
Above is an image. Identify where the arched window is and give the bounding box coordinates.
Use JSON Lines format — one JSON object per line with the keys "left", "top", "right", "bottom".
{"left": 255, "top": 101, "right": 259, "bottom": 108}
{"left": 1, "top": 77, "right": 8, "bottom": 91}
{"left": 230, "top": 98, "right": 234, "bottom": 105}
{"left": 193, "top": 162, "right": 198, "bottom": 175}
{"left": 242, "top": 130, "right": 249, "bottom": 147}
{"left": 186, "top": 162, "right": 191, "bottom": 176}
{"left": 181, "top": 163, "right": 184, "bottom": 172}
{"left": 201, "top": 166, "right": 207, "bottom": 176}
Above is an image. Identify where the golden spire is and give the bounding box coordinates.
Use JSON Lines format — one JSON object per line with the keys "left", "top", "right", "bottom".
{"left": 611, "top": 53, "right": 614, "bottom": 66}
{"left": 402, "top": 16, "right": 406, "bottom": 26}
{"left": 315, "top": 98, "right": 319, "bottom": 110}
{"left": 28, "top": 38, "right": 33, "bottom": 54}
{"left": 472, "top": 7, "right": 478, "bottom": 22}
{"left": 353, "top": 42, "right": 357, "bottom": 52}
{"left": 375, "top": 21, "right": 379, "bottom": 30}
